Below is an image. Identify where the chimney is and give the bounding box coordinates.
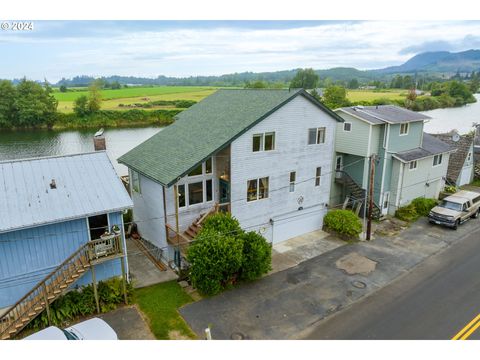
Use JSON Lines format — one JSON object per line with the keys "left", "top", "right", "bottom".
{"left": 93, "top": 128, "right": 106, "bottom": 151}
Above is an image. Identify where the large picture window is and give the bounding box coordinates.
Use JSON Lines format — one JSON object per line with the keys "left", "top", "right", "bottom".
{"left": 247, "top": 177, "right": 269, "bottom": 202}
{"left": 131, "top": 170, "right": 141, "bottom": 193}
{"left": 188, "top": 181, "right": 203, "bottom": 205}
{"left": 178, "top": 184, "right": 186, "bottom": 207}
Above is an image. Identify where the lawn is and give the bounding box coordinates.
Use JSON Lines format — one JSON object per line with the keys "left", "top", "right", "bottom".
{"left": 134, "top": 281, "right": 196, "bottom": 340}
{"left": 347, "top": 89, "right": 407, "bottom": 102}
{"left": 54, "top": 86, "right": 218, "bottom": 113}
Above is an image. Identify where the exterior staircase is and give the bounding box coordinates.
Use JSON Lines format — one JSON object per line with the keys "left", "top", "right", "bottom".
{"left": 335, "top": 170, "right": 381, "bottom": 220}
{"left": 0, "top": 236, "right": 123, "bottom": 340}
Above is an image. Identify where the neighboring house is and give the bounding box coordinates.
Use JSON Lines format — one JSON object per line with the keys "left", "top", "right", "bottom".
{"left": 0, "top": 152, "right": 132, "bottom": 339}
{"left": 429, "top": 132, "right": 475, "bottom": 186}
{"left": 118, "top": 89, "right": 343, "bottom": 258}
{"left": 331, "top": 105, "right": 454, "bottom": 216}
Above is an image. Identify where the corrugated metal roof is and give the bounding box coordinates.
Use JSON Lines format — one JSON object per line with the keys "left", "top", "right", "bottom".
{"left": 0, "top": 151, "right": 133, "bottom": 234}
{"left": 118, "top": 89, "right": 344, "bottom": 187}
{"left": 339, "top": 105, "right": 430, "bottom": 125}
{"left": 393, "top": 133, "right": 455, "bottom": 162}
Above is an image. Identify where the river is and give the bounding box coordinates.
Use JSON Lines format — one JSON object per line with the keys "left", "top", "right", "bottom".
{"left": 0, "top": 95, "right": 478, "bottom": 175}
{"left": 0, "top": 127, "right": 162, "bottom": 175}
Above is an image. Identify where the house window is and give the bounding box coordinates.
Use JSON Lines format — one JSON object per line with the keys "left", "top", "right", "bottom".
{"left": 433, "top": 154, "right": 443, "bottom": 166}
{"left": 289, "top": 171, "right": 296, "bottom": 192}
{"left": 315, "top": 167, "right": 322, "bottom": 186}
{"left": 253, "top": 133, "right": 275, "bottom": 152}
{"left": 467, "top": 152, "right": 472, "bottom": 162}
{"left": 247, "top": 177, "right": 269, "bottom": 202}
{"left": 264, "top": 132, "right": 275, "bottom": 151}
{"left": 308, "top": 127, "right": 326, "bottom": 144}
{"left": 205, "top": 158, "right": 212, "bottom": 174}
{"left": 188, "top": 181, "right": 203, "bottom": 205}
{"left": 206, "top": 179, "right": 213, "bottom": 202}
{"left": 188, "top": 163, "right": 203, "bottom": 177}
{"left": 409, "top": 160, "right": 417, "bottom": 170}
{"left": 88, "top": 214, "right": 109, "bottom": 240}
{"left": 400, "top": 123, "right": 409, "bottom": 135}
{"left": 131, "top": 170, "right": 141, "bottom": 193}
{"left": 178, "top": 184, "right": 186, "bottom": 207}
{"left": 343, "top": 122, "right": 352, "bottom": 132}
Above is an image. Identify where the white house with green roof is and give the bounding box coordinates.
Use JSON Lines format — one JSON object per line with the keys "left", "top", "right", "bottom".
{"left": 331, "top": 105, "right": 455, "bottom": 217}
{"left": 118, "top": 89, "right": 344, "bottom": 256}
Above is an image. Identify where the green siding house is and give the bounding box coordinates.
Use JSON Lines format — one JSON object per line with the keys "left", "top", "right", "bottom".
{"left": 331, "top": 105, "right": 455, "bottom": 217}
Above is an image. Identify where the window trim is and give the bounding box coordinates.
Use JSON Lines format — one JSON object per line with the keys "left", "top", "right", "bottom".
{"left": 253, "top": 132, "right": 276, "bottom": 152}
{"left": 247, "top": 177, "right": 269, "bottom": 202}
{"left": 289, "top": 171, "right": 296, "bottom": 193}
{"left": 409, "top": 160, "right": 418, "bottom": 171}
{"left": 343, "top": 122, "right": 352, "bottom": 132}
{"left": 433, "top": 154, "right": 443, "bottom": 167}
{"left": 315, "top": 167, "right": 322, "bottom": 187}
{"left": 308, "top": 127, "right": 326, "bottom": 145}
{"left": 399, "top": 123, "right": 409, "bottom": 136}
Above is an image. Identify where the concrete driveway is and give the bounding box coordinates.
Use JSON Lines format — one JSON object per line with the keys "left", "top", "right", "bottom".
{"left": 99, "top": 305, "right": 155, "bottom": 340}
{"left": 179, "top": 217, "right": 479, "bottom": 339}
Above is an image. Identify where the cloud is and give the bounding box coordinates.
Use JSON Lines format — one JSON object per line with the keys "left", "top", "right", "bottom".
{"left": 2, "top": 20, "right": 480, "bottom": 81}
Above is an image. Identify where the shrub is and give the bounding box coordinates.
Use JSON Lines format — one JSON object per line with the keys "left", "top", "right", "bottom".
{"left": 187, "top": 228, "right": 244, "bottom": 295}
{"left": 174, "top": 100, "right": 196, "bottom": 108}
{"left": 395, "top": 203, "right": 419, "bottom": 222}
{"left": 239, "top": 231, "right": 272, "bottom": 281}
{"left": 443, "top": 185, "right": 457, "bottom": 194}
{"left": 323, "top": 209, "right": 362, "bottom": 239}
{"left": 411, "top": 197, "right": 438, "bottom": 217}
{"left": 200, "top": 212, "right": 242, "bottom": 237}
{"left": 25, "top": 277, "right": 132, "bottom": 332}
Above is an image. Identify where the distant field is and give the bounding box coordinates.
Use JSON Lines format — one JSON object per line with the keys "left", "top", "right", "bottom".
{"left": 54, "top": 86, "right": 218, "bottom": 113}
{"left": 347, "top": 89, "right": 407, "bottom": 102}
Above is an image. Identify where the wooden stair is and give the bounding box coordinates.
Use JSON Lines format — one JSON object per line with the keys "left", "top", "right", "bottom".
{"left": 0, "top": 235, "right": 123, "bottom": 340}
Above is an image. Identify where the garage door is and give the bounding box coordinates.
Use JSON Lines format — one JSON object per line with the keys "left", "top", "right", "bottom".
{"left": 271, "top": 207, "right": 326, "bottom": 244}
{"left": 458, "top": 166, "right": 473, "bottom": 186}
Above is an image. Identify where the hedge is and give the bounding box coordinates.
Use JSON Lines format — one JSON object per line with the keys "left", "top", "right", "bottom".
{"left": 323, "top": 209, "right": 362, "bottom": 239}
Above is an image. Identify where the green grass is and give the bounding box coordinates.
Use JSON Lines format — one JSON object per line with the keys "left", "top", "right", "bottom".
{"left": 471, "top": 179, "right": 480, "bottom": 187}
{"left": 54, "top": 86, "right": 218, "bottom": 113}
{"left": 347, "top": 89, "right": 407, "bottom": 102}
{"left": 134, "top": 281, "right": 196, "bottom": 340}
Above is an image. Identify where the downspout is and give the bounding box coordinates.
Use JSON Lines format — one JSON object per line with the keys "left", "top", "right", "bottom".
{"left": 162, "top": 186, "right": 168, "bottom": 242}
{"left": 379, "top": 124, "right": 390, "bottom": 211}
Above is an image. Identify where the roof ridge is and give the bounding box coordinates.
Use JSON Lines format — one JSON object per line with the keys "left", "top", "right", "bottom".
{"left": 0, "top": 151, "right": 108, "bottom": 165}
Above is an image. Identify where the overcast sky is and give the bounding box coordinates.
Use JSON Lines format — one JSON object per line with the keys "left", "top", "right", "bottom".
{"left": 1, "top": 20, "right": 480, "bottom": 82}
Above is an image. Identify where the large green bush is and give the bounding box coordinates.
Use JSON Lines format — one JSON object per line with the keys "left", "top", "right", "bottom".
{"left": 188, "top": 213, "right": 272, "bottom": 295}
{"left": 187, "top": 228, "right": 244, "bottom": 296}
{"left": 200, "top": 212, "right": 242, "bottom": 237}
{"left": 239, "top": 231, "right": 272, "bottom": 281}
{"left": 411, "top": 197, "right": 438, "bottom": 217}
{"left": 323, "top": 210, "right": 362, "bottom": 239}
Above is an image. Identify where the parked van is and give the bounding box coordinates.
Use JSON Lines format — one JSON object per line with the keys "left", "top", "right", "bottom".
{"left": 429, "top": 190, "right": 480, "bottom": 229}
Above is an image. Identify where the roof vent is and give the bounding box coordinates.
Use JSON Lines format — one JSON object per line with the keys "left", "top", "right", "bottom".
{"left": 50, "top": 179, "right": 57, "bottom": 189}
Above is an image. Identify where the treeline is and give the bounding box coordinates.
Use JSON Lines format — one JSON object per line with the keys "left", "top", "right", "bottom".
{"left": 0, "top": 79, "right": 58, "bottom": 128}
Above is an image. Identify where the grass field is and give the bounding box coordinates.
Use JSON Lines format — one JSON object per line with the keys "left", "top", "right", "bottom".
{"left": 54, "top": 86, "right": 218, "bottom": 113}
{"left": 346, "top": 89, "right": 407, "bottom": 102}
{"left": 134, "top": 281, "right": 196, "bottom": 340}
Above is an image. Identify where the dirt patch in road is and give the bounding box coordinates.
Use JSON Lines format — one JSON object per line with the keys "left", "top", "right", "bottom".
{"left": 336, "top": 252, "right": 377, "bottom": 276}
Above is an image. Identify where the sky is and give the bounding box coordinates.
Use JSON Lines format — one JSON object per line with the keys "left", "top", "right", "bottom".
{"left": 1, "top": 20, "right": 480, "bottom": 82}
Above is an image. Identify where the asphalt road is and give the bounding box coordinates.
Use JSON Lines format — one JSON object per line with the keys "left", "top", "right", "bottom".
{"left": 303, "top": 224, "right": 480, "bottom": 340}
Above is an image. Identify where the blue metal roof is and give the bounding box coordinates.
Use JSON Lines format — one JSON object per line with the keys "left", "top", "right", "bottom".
{"left": 0, "top": 151, "right": 133, "bottom": 234}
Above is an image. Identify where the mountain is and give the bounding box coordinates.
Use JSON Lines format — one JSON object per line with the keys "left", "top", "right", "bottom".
{"left": 54, "top": 50, "right": 480, "bottom": 87}
{"left": 376, "top": 50, "right": 480, "bottom": 74}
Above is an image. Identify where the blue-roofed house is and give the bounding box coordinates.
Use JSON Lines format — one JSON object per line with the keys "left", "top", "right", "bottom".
{"left": 331, "top": 105, "right": 455, "bottom": 217}
{"left": 0, "top": 151, "right": 133, "bottom": 339}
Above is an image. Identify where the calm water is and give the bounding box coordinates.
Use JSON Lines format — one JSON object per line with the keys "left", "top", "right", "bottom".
{"left": 0, "top": 95, "right": 479, "bottom": 174}
{"left": 0, "top": 127, "right": 162, "bottom": 175}
{"left": 422, "top": 94, "right": 480, "bottom": 134}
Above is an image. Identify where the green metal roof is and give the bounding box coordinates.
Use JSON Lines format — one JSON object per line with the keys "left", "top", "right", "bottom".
{"left": 118, "top": 88, "right": 343, "bottom": 187}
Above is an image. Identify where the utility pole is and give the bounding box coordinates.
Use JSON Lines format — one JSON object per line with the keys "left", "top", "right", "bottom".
{"left": 366, "top": 154, "right": 376, "bottom": 241}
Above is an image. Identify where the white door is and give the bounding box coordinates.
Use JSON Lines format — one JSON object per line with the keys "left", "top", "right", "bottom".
{"left": 458, "top": 166, "right": 473, "bottom": 186}
{"left": 335, "top": 155, "right": 343, "bottom": 178}
{"left": 272, "top": 208, "right": 325, "bottom": 244}
{"left": 382, "top": 192, "right": 390, "bottom": 215}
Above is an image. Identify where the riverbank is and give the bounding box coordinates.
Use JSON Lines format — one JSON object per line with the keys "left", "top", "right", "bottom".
{"left": 0, "top": 109, "right": 181, "bottom": 131}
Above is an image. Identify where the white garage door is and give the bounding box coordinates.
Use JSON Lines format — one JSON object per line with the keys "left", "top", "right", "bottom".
{"left": 458, "top": 166, "right": 473, "bottom": 186}
{"left": 271, "top": 207, "right": 326, "bottom": 244}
